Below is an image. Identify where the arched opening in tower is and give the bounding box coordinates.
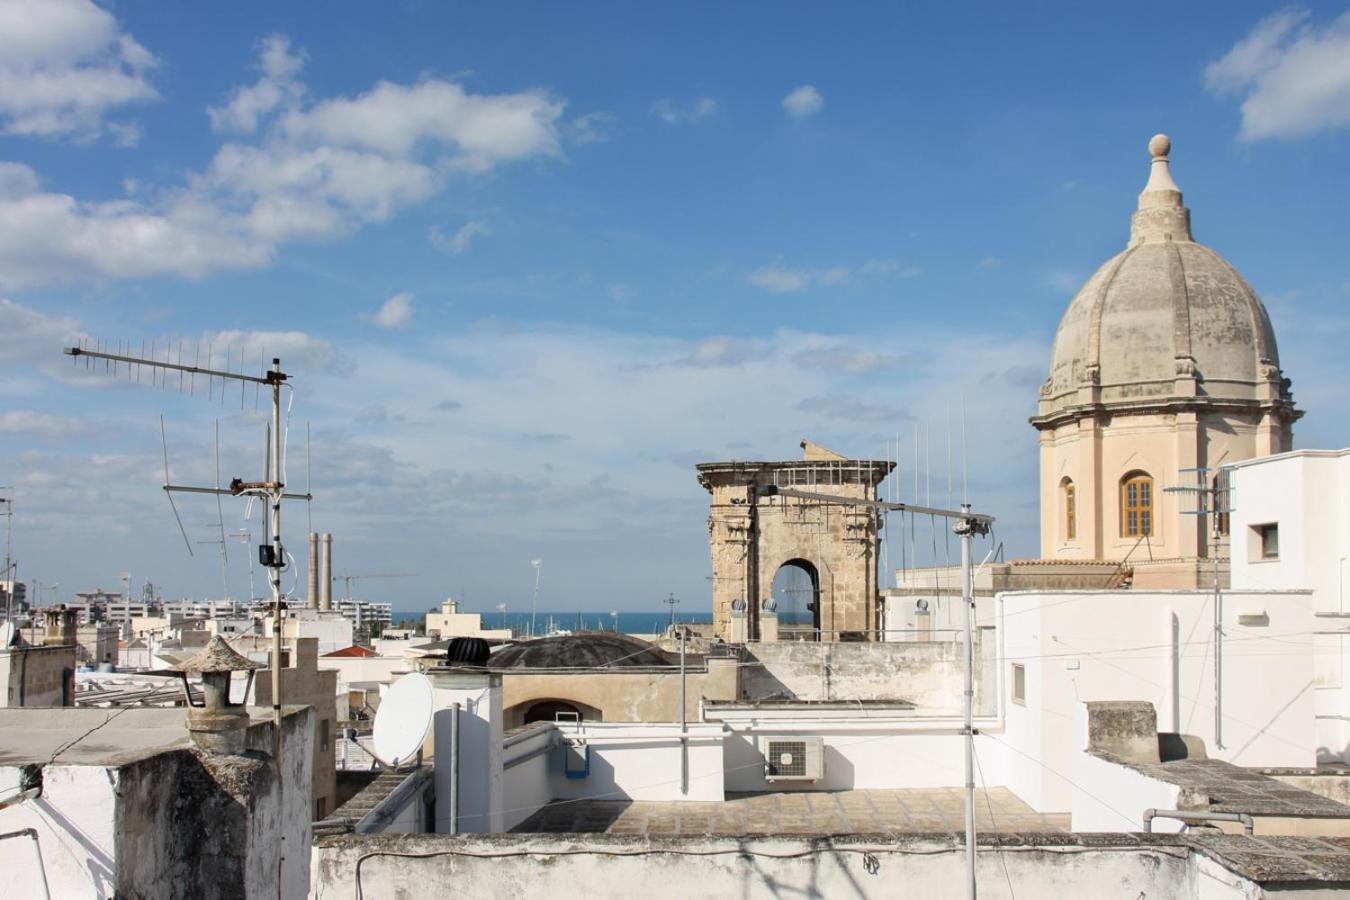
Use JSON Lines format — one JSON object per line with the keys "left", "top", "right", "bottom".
{"left": 770, "top": 559, "right": 821, "bottom": 638}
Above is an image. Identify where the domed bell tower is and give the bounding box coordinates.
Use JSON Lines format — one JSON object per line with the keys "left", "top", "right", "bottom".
{"left": 1030, "top": 135, "right": 1300, "bottom": 569}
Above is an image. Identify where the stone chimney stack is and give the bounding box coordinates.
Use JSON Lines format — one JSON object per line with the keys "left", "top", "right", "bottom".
{"left": 43, "top": 605, "right": 78, "bottom": 646}
{"left": 319, "top": 533, "right": 333, "bottom": 612}
{"left": 307, "top": 532, "right": 320, "bottom": 609}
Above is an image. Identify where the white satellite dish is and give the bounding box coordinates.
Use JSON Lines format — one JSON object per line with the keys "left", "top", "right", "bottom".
{"left": 0, "top": 622, "right": 14, "bottom": 648}
{"left": 372, "top": 672, "right": 434, "bottom": 766}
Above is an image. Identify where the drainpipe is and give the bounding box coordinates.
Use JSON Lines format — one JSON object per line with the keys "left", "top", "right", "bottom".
{"left": 680, "top": 630, "right": 688, "bottom": 795}
{"left": 0, "top": 828, "right": 50, "bottom": 900}
{"left": 1143, "top": 808, "right": 1253, "bottom": 836}
{"left": 448, "top": 703, "right": 460, "bottom": 835}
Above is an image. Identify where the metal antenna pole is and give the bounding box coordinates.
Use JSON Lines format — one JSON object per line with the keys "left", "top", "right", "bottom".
{"left": 1213, "top": 507, "right": 1223, "bottom": 751}
{"left": 268, "top": 358, "right": 286, "bottom": 896}
{"left": 530, "top": 559, "right": 542, "bottom": 639}
{"left": 62, "top": 345, "right": 308, "bottom": 900}
{"left": 1, "top": 489, "right": 12, "bottom": 623}
{"left": 956, "top": 503, "right": 983, "bottom": 900}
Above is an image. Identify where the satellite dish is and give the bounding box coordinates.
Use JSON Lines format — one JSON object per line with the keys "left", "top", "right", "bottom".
{"left": 373, "top": 672, "right": 434, "bottom": 766}
{"left": 0, "top": 622, "right": 15, "bottom": 648}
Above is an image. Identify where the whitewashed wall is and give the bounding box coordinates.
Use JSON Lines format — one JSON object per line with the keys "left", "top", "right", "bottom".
{"left": 1229, "top": 449, "right": 1350, "bottom": 762}
{"left": 998, "top": 589, "right": 1317, "bottom": 813}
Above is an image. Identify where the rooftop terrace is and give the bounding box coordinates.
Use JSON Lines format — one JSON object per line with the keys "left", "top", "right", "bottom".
{"left": 512, "top": 787, "right": 1070, "bottom": 836}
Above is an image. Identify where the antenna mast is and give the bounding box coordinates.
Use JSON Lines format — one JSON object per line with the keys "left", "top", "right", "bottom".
{"left": 64, "top": 343, "right": 308, "bottom": 895}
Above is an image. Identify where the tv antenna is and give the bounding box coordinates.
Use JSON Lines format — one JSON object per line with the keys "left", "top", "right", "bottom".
{"left": 64, "top": 340, "right": 312, "bottom": 896}
{"left": 662, "top": 591, "right": 679, "bottom": 627}
{"left": 1165, "top": 465, "right": 1232, "bottom": 750}
{"left": 332, "top": 572, "right": 417, "bottom": 603}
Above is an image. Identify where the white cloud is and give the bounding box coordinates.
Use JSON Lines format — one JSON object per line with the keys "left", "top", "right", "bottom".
{"left": 651, "top": 97, "right": 717, "bottom": 124}
{"left": 0, "top": 409, "right": 80, "bottom": 436}
{"left": 791, "top": 344, "right": 917, "bottom": 376}
{"left": 0, "top": 297, "right": 80, "bottom": 362}
{"left": 748, "top": 259, "right": 918, "bottom": 293}
{"left": 0, "top": 36, "right": 568, "bottom": 289}
{"left": 570, "top": 111, "right": 616, "bottom": 144}
{"left": 747, "top": 265, "right": 811, "bottom": 293}
{"left": 795, "top": 394, "right": 907, "bottom": 423}
{"left": 782, "top": 85, "right": 824, "bottom": 118}
{"left": 1205, "top": 9, "right": 1350, "bottom": 140}
{"left": 977, "top": 256, "right": 1002, "bottom": 270}
{"left": 279, "top": 79, "right": 562, "bottom": 171}
{"left": 430, "top": 220, "right": 489, "bottom": 255}
{"left": 373, "top": 292, "right": 415, "bottom": 329}
{"left": 0, "top": 0, "right": 158, "bottom": 139}
{"left": 198, "top": 328, "right": 350, "bottom": 376}
{"left": 208, "top": 34, "right": 306, "bottom": 134}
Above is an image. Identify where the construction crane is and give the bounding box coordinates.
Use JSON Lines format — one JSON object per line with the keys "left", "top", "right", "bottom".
{"left": 332, "top": 572, "right": 417, "bottom": 602}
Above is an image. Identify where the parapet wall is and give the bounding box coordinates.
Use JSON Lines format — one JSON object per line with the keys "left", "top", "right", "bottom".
{"left": 741, "top": 635, "right": 994, "bottom": 714}
{"left": 310, "top": 832, "right": 1319, "bottom": 899}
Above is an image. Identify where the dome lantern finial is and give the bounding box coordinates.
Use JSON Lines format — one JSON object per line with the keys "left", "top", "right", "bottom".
{"left": 1131, "top": 132, "right": 1191, "bottom": 243}
{"left": 1143, "top": 133, "right": 1180, "bottom": 195}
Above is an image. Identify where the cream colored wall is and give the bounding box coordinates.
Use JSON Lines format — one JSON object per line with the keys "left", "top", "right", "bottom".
{"left": 1040, "top": 410, "right": 1278, "bottom": 562}
{"left": 500, "top": 657, "right": 739, "bottom": 727}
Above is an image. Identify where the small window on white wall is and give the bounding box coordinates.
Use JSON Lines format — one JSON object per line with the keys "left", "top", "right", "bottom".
{"left": 1251, "top": 523, "right": 1279, "bottom": 561}
{"left": 1011, "top": 663, "right": 1026, "bottom": 706}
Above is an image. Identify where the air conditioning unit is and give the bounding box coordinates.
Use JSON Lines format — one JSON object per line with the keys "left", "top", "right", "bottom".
{"left": 762, "top": 736, "right": 825, "bottom": 782}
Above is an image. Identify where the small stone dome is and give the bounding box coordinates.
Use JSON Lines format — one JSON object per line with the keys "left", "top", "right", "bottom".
{"left": 1035, "top": 135, "right": 1297, "bottom": 425}
{"left": 490, "top": 633, "right": 671, "bottom": 669}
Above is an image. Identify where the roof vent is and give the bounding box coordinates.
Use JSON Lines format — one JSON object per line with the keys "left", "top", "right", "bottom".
{"left": 445, "top": 637, "right": 491, "bottom": 667}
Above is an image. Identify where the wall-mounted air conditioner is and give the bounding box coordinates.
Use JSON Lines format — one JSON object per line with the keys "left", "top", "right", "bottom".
{"left": 761, "top": 736, "right": 825, "bottom": 782}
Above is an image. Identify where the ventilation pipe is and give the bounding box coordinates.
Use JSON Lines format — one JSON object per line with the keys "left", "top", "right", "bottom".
{"left": 307, "top": 533, "right": 320, "bottom": 609}
{"left": 320, "top": 533, "right": 333, "bottom": 612}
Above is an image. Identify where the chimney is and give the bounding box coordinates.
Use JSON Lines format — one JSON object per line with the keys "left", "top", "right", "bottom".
{"left": 320, "top": 533, "right": 333, "bottom": 612}
{"left": 44, "top": 605, "right": 78, "bottom": 646}
{"left": 307, "top": 533, "right": 320, "bottom": 609}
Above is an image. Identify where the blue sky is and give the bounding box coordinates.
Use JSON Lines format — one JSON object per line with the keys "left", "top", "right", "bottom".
{"left": 1, "top": 1, "right": 1348, "bottom": 614}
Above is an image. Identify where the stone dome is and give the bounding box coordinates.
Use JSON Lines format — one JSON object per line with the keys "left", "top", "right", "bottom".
{"left": 1035, "top": 135, "right": 1298, "bottom": 426}
{"left": 489, "top": 633, "right": 671, "bottom": 669}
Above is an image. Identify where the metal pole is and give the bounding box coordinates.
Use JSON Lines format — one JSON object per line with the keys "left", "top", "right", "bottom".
{"left": 530, "top": 560, "right": 542, "bottom": 639}
{"left": 1, "top": 490, "right": 11, "bottom": 624}
{"left": 269, "top": 358, "right": 285, "bottom": 896}
{"left": 680, "top": 629, "right": 688, "bottom": 795}
{"left": 449, "top": 704, "right": 460, "bottom": 834}
{"left": 958, "top": 502, "right": 978, "bottom": 900}
{"left": 1213, "top": 522, "right": 1223, "bottom": 750}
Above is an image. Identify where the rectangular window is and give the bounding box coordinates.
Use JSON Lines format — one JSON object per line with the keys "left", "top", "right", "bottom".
{"left": 320, "top": 718, "right": 330, "bottom": 752}
{"left": 315, "top": 797, "right": 327, "bottom": 819}
{"left": 1256, "top": 523, "right": 1279, "bottom": 560}
{"left": 1122, "top": 476, "right": 1154, "bottom": 537}
{"left": 1011, "top": 663, "right": 1026, "bottom": 706}
{"left": 1065, "top": 484, "right": 1076, "bottom": 541}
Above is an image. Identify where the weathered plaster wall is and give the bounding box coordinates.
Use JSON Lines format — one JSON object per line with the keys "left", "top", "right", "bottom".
{"left": 254, "top": 638, "right": 339, "bottom": 818}
{"left": 499, "top": 657, "right": 739, "bottom": 727}
{"left": 0, "top": 645, "right": 75, "bottom": 707}
{"left": 311, "top": 833, "right": 1263, "bottom": 900}
{"left": 0, "top": 708, "right": 313, "bottom": 900}
{"left": 741, "top": 637, "right": 994, "bottom": 714}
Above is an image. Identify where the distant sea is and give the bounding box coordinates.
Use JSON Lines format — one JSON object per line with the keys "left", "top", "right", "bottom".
{"left": 387, "top": 609, "right": 814, "bottom": 634}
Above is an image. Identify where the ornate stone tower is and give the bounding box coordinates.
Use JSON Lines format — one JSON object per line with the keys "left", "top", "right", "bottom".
{"left": 1031, "top": 135, "right": 1300, "bottom": 564}
{"left": 697, "top": 441, "right": 893, "bottom": 642}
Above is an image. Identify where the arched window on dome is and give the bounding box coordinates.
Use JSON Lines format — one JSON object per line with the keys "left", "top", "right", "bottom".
{"left": 1061, "top": 478, "right": 1076, "bottom": 541}
{"left": 1121, "top": 472, "right": 1154, "bottom": 538}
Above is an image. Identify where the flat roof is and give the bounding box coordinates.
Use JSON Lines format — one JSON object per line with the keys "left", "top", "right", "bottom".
{"left": 1098, "top": 755, "right": 1350, "bottom": 819}
{"left": 0, "top": 706, "right": 307, "bottom": 768}
{"left": 512, "top": 788, "right": 1068, "bottom": 836}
